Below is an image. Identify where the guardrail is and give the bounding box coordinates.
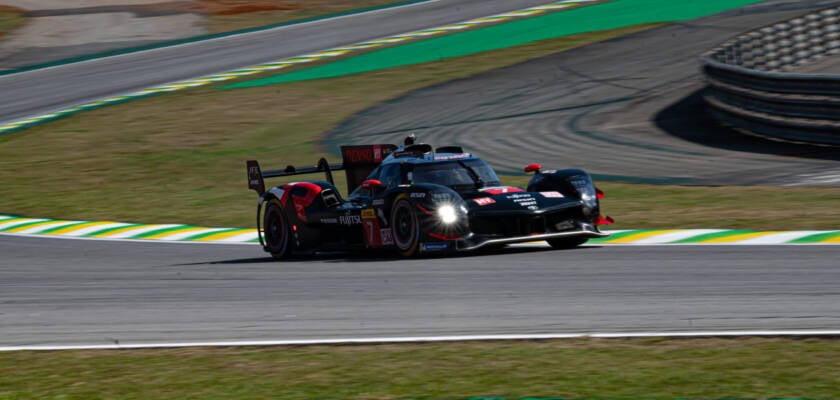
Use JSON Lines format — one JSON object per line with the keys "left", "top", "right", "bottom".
{"left": 701, "top": 6, "right": 840, "bottom": 145}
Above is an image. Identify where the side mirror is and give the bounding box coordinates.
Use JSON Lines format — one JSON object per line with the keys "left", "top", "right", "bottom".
{"left": 524, "top": 163, "right": 542, "bottom": 174}
{"left": 361, "top": 179, "right": 384, "bottom": 190}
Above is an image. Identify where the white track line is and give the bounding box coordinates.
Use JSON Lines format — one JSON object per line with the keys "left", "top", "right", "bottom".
{"left": 3, "top": 330, "right": 840, "bottom": 351}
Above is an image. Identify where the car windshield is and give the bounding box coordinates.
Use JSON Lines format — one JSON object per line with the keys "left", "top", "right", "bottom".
{"left": 410, "top": 159, "right": 501, "bottom": 189}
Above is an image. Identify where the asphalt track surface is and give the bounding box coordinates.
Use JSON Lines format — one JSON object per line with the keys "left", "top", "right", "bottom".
{"left": 1, "top": 235, "right": 839, "bottom": 347}
{"left": 0, "top": 0, "right": 566, "bottom": 124}
{"left": 328, "top": 0, "right": 840, "bottom": 186}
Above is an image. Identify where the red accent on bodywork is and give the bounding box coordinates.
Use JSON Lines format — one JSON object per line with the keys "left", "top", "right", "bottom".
{"left": 284, "top": 182, "right": 322, "bottom": 222}
{"left": 480, "top": 186, "right": 525, "bottom": 195}
{"left": 416, "top": 204, "right": 434, "bottom": 216}
{"left": 597, "top": 215, "right": 614, "bottom": 225}
{"left": 596, "top": 187, "right": 604, "bottom": 199}
{"left": 524, "top": 163, "right": 542, "bottom": 174}
{"left": 361, "top": 179, "right": 383, "bottom": 190}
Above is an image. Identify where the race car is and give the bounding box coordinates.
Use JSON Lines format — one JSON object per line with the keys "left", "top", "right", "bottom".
{"left": 246, "top": 136, "right": 612, "bottom": 258}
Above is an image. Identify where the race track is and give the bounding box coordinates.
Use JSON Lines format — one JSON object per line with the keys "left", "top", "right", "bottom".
{"left": 328, "top": 0, "right": 840, "bottom": 186}
{"left": 0, "top": 0, "right": 557, "bottom": 124}
{"left": 1, "top": 235, "right": 838, "bottom": 347}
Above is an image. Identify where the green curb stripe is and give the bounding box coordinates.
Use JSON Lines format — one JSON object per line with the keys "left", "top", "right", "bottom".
{"left": 80, "top": 223, "right": 145, "bottom": 238}
{"left": 0, "top": 0, "right": 590, "bottom": 137}
{"left": 670, "top": 229, "right": 756, "bottom": 244}
{"left": 132, "top": 225, "right": 194, "bottom": 239}
{"left": 36, "top": 220, "right": 96, "bottom": 234}
{"left": 791, "top": 231, "right": 840, "bottom": 244}
{"left": 179, "top": 228, "right": 250, "bottom": 241}
{"left": 588, "top": 230, "right": 645, "bottom": 242}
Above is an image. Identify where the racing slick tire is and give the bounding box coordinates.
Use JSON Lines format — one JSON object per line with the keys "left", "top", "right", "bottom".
{"left": 263, "top": 199, "right": 293, "bottom": 259}
{"left": 391, "top": 194, "right": 420, "bottom": 257}
{"left": 547, "top": 237, "right": 588, "bottom": 249}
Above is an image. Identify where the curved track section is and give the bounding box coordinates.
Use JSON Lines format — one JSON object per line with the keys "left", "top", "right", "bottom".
{"left": 328, "top": 0, "right": 840, "bottom": 186}
{"left": 1, "top": 235, "right": 838, "bottom": 347}
{"left": 0, "top": 0, "right": 558, "bottom": 125}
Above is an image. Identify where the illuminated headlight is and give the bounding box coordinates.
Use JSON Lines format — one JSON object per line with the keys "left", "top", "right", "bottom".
{"left": 438, "top": 205, "right": 458, "bottom": 224}
{"left": 569, "top": 175, "right": 597, "bottom": 210}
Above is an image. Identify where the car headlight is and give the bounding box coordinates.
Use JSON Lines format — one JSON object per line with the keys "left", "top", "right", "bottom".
{"left": 569, "top": 175, "right": 597, "bottom": 210}
{"left": 438, "top": 205, "right": 458, "bottom": 224}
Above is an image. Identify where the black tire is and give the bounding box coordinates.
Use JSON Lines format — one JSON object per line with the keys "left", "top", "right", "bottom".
{"left": 547, "top": 237, "right": 588, "bottom": 249}
{"left": 263, "top": 199, "right": 293, "bottom": 259}
{"left": 390, "top": 195, "right": 420, "bottom": 257}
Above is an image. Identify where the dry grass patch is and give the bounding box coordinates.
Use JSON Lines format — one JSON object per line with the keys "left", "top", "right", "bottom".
{"left": 0, "top": 5, "right": 24, "bottom": 37}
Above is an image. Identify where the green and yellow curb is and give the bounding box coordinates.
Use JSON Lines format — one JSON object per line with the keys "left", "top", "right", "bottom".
{"left": 1, "top": 215, "right": 837, "bottom": 245}
{"left": 0, "top": 215, "right": 257, "bottom": 244}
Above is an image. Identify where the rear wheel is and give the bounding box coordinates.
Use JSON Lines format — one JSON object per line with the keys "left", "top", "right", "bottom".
{"left": 263, "top": 199, "right": 292, "bottom": 259}
{"left": 547, "top": 237, "right": 588, "bottom": 249}
{"left": 391, "top": 195, "right": 420, "bottom": 257}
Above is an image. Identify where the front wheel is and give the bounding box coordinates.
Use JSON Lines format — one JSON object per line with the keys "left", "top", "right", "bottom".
{"left": 263, "top": 199, "right": 293, "bottom": 259}
{"left": 391, "top": 195, "right": 420, "bottom": 257}
{"left": 547, "top": 237, "right": 588, "bottom": 249}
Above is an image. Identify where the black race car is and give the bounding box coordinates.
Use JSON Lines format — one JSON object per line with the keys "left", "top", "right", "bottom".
{"left": 246, "top": 137, "right": 612, "bottom": 258}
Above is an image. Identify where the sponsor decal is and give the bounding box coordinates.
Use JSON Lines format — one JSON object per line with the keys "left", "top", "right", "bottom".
{"left": 411, "top": 192, "right": 427, "bottom": 199}
{"left": 482, "top": 186, "right": 525, "bottom": 195}
{"left": 380, "top": 228, "right": 394, "bottom": 245}
{"left": 432, "top": 193, "right": 452, "bottom": 200}
{"left": 540, "top": 191, "right": 564, "bottom": 198}
{"left": 421, "top": 242, "right": 451, "bottom": 252}
{"left": 473, "top": 197, "right": 495, "bottom": 206}
{"left": 320, "top": 217, "right": 338, "bottom": 224}
{"left": 508, "top": 193, "right": 537, "bottom": 208}
{"left": 361, "top": 209, "right": 376, "bottom": 219}
{"left": 372, "top": 199, "right": 385, "bottom": 206}
{"left": 339, "top": 214, "right": 362, "bottom": 226}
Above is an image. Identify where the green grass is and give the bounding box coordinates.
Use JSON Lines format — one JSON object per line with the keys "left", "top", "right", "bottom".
{"left": 2, "top": 338, "right": 840, "bottom": 399}
{"left": 0, "top": 22, "right": 837, "bottom": 230}
{"left": 0, "top": 5, "right": 23, "bottom": 37}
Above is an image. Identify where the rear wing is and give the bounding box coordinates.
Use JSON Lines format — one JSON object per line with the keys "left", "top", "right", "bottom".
{"left": 247, "top": 144, "right": 396, "bottom": 196}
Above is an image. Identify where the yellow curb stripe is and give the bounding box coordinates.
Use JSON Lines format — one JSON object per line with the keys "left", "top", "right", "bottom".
{"left": 193, "top": 229, "right": 255, "bottom": 242}
{"left": 49, "top": 221, "right": 116, "bottom": 235}
{"left": 602, "top": 230, "right": 681, "bottom": 244}
{"left": 699, "top": 231, "right": 785, "bottom": 244}
{"left": 4, "top": 220, "right": 74, "bottom": 233}
{"left": 818, "top": 235, "right": 840, "bottom": 243}
{"left": 89, "top": 225, "right": 147, "bottom": 237}
{"left": 143, "top": 227, "right": 212, "bottom": 240}
{"left": 0, "top": 218, "right": 37, "bottom": 229}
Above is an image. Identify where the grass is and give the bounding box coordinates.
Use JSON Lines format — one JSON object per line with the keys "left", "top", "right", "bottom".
{"left": 0, "top": 22, "right": 837, "bottom": 230}
{"left": 1, "top": 338, "right": 839, "bottom": 399}
{"left": 0, "top": 5, "right": 23, "bottom": 37}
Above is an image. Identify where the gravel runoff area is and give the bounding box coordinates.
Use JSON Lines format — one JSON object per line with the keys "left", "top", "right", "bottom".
{"left": 0, "top": 0, "right": 205, "bottom": 70}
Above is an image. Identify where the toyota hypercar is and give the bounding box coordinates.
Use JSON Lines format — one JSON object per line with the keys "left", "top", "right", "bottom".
{"left": 246, "top": 137, "right": 612, "bottom": 258}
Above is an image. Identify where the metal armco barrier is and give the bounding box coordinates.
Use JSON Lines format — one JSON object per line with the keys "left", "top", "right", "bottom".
{"left": 701, "top": 6, "right": 840, "bottom": 145}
